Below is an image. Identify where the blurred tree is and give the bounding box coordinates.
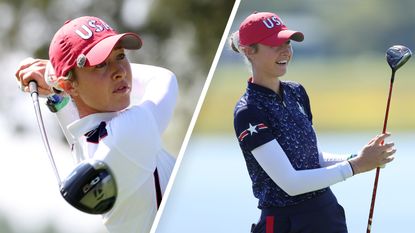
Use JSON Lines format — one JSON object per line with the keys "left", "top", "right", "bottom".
{"left": 146, "top": 0, "right": 235, "bottom": 72}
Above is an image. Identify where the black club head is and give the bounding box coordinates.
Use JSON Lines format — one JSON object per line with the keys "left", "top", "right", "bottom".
{"left": 386, "top": 45, "right": 412, "bottom": 71}
{"left": 60, "top": 160, "right": 117, "bottom": 214}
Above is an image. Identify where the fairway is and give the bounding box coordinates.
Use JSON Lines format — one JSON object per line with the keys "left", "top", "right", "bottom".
{"left": 195, "top": 57, "right": 415, "bottom": 134}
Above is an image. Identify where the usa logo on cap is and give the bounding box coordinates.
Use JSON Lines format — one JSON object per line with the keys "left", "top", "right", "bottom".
{"left": 238, "top": 12, "right": 304, "bottom": 47}
{"left": 49, "top": 16, "right": 143, "bottom": 78}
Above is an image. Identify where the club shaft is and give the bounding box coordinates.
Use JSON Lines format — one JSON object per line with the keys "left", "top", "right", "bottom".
{"left": 29, "top": 81, "right": 62, "bottom": 185}
{"left": 382, "top": 75, "right": 395, "bottom": 134}
{"left": 366, "top": 71, "right": 395, "bottom": 233}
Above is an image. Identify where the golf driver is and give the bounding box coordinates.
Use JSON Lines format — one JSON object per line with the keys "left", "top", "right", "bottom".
{"left": 28, "top": 81, "right": 117, "bottom": 214}
{"left": 366, "top": 45, "right": 412, "bottom": 233}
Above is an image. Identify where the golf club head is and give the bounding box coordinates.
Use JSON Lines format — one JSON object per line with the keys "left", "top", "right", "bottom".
{"left": 386, "top": 45, "right": 412, "bottom": 71}
{"left": 60, "top": 160, "right": 117, "bottom": 214}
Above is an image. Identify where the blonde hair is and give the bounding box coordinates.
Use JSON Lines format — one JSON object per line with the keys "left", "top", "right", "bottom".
{"left": 229, "top": 31, "right": 242, "bottom": 53}
{"left": 229, "top": 31, "right": 258, "bottom": 71}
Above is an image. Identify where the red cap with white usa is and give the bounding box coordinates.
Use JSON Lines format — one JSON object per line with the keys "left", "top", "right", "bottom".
{"left": 238, "top": 12, "right": 304, "bottom": 47}
{"left": 49, "top": 16, "right": 142, "bottom": 78}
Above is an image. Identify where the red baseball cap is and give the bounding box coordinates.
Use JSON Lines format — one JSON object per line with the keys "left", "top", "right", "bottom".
{"left": 49, "top": 16, "right": 142, "bottom": 77}
{"left": 239, "top": 12, "right": 304, "bottom": 47}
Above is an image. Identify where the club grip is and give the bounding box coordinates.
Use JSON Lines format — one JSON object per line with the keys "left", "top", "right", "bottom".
{"left": 29, "top": 81, "right": 38, "bottom": 96}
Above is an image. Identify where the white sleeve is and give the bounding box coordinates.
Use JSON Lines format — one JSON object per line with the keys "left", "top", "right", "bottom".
{"left": 54, "top": 99, "right": 79, "bottom": 145}
{"left": 45, "top": 62, "right": 83, "bottom": 163}
{"left": 53, "top": 98, "right": 85, "bottom": 163}
{"left": 130, "top": 63, "right": 178, "bottom": 134}
{"left": 94, "top": 106, "right": 162, "bottom": 198}
{"left": 316, "top": 137, "right": 351, "bottom": 167}
{"left": 318, "top": 151, "right": 351, "bottom": 167}
{"left": 107, "top": 106, "right": 161, "bottom": 171}
{"left": 252, "top": 140, "right": 353, "bottom": 196}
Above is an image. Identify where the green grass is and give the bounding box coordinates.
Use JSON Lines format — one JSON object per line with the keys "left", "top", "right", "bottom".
{"left": 195, "top": 57, "right": 415, "bottom": 134}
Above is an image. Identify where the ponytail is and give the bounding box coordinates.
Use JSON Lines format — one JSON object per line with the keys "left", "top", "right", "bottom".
{"left": 229, "top": 31, "right": 241, "bottom": 53}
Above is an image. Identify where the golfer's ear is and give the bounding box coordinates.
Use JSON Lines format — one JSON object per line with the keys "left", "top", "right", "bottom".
{"left": 242, "top": 46, "right": 256, "bottom": 59}
{"left": 59, "top": 79, "right": 78, "bottom": 96}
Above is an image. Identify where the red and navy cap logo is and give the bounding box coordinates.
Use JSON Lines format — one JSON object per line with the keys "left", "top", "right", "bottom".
{"left": 238, "top": 123, "right": 268, "bottom": 142}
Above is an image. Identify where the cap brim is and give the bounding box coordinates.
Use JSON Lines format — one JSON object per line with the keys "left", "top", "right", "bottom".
{"left": 86, "top": 33, "right": 142, "bottom": 66}
{"left": 260, "top": 30, "right": 304, "bottom": 47}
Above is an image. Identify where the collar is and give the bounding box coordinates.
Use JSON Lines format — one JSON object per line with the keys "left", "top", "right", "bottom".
{"left": 246, "top": 79, "right": 285, "bottom": 98}
{"left": 68, "top": 112, "right": 118, "bottom": 139}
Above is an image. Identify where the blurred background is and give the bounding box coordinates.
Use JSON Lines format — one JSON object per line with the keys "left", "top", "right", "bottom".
{"left": 156, "top": 0, "right": 415, "bottom": 233}
{"left": 0, "top": 0, "right": 234, "bottom": 232}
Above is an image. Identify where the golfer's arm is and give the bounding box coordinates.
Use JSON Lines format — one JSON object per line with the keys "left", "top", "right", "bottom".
{"left": 318, "top": 152, "right": 351, "bottom": 167}
{"left": 54, "top": 99, "right": 85, "bottom": 163}
{"left": 252, "top": 140, "right": 353, "bottom": 196}
{"left": 316, "top": 137, "right": 351, "bottom": 167}
{"left": 54, "top": 99, "right": 78, "bottom": 142}
{"left": 130, "top": 63, "right": 178, "bottom": 133}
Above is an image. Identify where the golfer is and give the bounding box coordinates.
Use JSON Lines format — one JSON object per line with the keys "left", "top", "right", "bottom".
{"left": 231, "top": 12, "right": 396, "bottom": 233}
{"left": 15, "top": 16, "right": 177, "bottom": 233}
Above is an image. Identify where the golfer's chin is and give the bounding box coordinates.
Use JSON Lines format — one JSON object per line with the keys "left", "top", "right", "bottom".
{"left": 102, "top": 97, "right": 131, "bottom": 113}
{"left": 276, "top": 67, "right": 288, "bottom": 77}
{"left": 112, "top": 99, "right": 131, "bottom": 112}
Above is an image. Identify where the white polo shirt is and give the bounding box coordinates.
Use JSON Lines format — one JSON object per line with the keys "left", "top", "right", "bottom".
{"left": 55, "top": 64, "right": 177, "bottom": 233}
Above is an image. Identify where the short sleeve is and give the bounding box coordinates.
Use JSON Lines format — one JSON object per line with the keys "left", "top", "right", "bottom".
{"left": 234, "top": 105, "right": 275, "bottom": 152}
{"left": 297, "top": 84, "right": 313, "bottom": 123}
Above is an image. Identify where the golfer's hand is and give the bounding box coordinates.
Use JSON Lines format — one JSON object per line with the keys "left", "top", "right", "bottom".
{"left": 15, "top": 57, "right": 52, "bottom": 96}
{"left": 349, "top": 133, "right": 396, "bottom": 175}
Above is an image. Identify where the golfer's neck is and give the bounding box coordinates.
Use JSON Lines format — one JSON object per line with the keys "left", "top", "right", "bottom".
{"left": 251, "top": 74, "right": 281, "bottom": 94}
